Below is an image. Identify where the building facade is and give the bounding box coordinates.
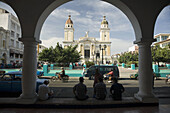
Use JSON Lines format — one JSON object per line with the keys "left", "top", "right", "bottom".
{"left": 0, "top": 8, "right": 23, "bottom": 65}
{"left": 128, "top": 45, "right": 139, "bottom": 53}
{"left": 153, "top": 33, "right": 170, "bottom": 48}
{"left": 37, "top": 44, "right": 47, "bottom": 61}
{"left": 0, "top": 27, "right": 10, "bottom": 64}
{"left": 63, "top": 15, "right": 111, "bottom": 64}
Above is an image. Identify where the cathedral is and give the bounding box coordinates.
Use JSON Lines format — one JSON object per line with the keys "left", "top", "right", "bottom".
{"left": 62, "top": 15, "right": 111, "bottom": 64}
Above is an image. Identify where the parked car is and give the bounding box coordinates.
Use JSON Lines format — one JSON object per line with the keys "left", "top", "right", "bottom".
{"left": 130, "top": 72, "right": 160, "bottom": 80}
{"left": 19, "top": 68, "right": 44, "bottom": 78}
{"left": 84, "top": 65, "right": 119, "bottom": 80}
{"left": 0, "top": 71, "right": 46, "bottom": 93}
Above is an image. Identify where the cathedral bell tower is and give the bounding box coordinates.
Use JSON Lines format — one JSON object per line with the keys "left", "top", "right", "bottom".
{"left": 64, "top": 15, "right": 74, "bottom": 41}
{"left": 100, "top": 16, "right": 110, "bottom": 41}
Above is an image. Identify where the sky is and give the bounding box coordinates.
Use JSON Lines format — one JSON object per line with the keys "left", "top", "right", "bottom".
{"left": 0, "top": 0, "right": 170, "bottom": 55}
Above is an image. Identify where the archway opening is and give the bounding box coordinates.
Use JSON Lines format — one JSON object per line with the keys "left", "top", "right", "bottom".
{"left": 38, "top": 0, "right": 138, "bottom": 98}
{"left": 152, "top": 5, "right": 170, "bottom": 97}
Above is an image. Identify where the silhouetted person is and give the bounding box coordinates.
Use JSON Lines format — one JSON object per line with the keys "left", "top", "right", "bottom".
{"left": 73, "top": 77, "right": 88, "bottom": 100}
{"left": 93, "top": 68, "right": 102, "bottom": 87}
{"left": 110, "top": 77, "right": 124, "bottom": 100}
{"left": 94, "top": 77, "right": 107, "bottom": 100}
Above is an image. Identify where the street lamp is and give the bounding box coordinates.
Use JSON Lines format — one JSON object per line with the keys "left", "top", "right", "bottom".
{"left": 111, "top": 55, "right": 114, "bottom": 64}
{"left": 91, "top": 51, "right": 95, "bottom": 63}
{"left": 99, "top": 44, "right": 107, "bottom": 64}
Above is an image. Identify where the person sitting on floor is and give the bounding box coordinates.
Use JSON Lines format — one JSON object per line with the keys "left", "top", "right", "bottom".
{"left": 94, "top": 77, "right": 107, "bottom": 100}
{"left": 73, "top": 77, "right": 89, "bottom": 100}
{"left": 110, "top": 77, "right": 124, "bottom": 100}
{"left": 38, "top": 80, "right": 53, "bottom": 100}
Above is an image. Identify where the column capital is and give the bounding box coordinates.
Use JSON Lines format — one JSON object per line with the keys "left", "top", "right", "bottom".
{"left": 134, "top": 38, "right": 156, "bottom": 45}
{"left": 19, "top": 37, "right": 41, "bottom": 45}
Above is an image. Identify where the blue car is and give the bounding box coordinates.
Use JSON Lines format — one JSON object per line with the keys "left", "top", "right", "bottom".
{"left": 19, "top": 68, "right": 44, "bottom": 78}
{"left": 0, "top": 71, "right": 46, "bottom": 93}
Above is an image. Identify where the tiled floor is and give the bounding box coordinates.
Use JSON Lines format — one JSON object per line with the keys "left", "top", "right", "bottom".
{"left": 0, "top": 98, "right": 170, "bottom": 113}
{"left": 0, "top": 105, "right": 170, "bottom": 113}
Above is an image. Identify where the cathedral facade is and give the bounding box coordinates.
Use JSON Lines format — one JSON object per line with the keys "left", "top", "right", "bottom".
{"left": 63, "top": 15, "right": 111, "bottom": 64}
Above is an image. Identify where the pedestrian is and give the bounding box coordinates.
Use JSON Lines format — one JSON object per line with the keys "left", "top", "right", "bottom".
{"left": 73, "top": 77, "right": 88, "bottom": 100}
{"left": 93, "top": 68, "right": 102, "bottom": 87}
{"left": 38, "top": 80, "right": 53, "bottom": 100}
{"left": 94, "top": 77, "right": 107, "bottom": 100}
{"left": 81, "top": 66, "right": 86, "bottom": 76}
{"left": 110, "top": 77, "right": 124, "bottom": 100}
{"left": 113, "top": 61, "right": 119, "bottom": 78}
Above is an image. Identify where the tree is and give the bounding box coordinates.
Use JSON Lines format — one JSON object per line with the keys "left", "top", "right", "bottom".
{"left": 151, "top": 45, "right": 170, "bottom": 65}
{"left": 38, "top": 42, "right": 81, "bottom": 66}
{"left": 118, "top": 52, "right": 138, "bottom": 64}
{"left": 38, "top": 47, "right": 55, "bottom": 62}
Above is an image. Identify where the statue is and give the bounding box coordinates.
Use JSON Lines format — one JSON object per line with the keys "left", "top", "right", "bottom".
{"left": 85, "top": 31, "right": 89, "bottom": 37}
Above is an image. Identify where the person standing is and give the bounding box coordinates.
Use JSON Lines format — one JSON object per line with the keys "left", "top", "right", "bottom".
{"left": 73, "top": 77, "right": 88, "bottom": 100}
{"left": 94, "top": 77, "right": 107, "bottom": 100}
{"left": 38, "top": 80, "right": 53, "bottom": 100}
{"left": 110, "top": 77, "right": 124, "bottom": 100}
{"left": 93, "top": 68, "right": 102, "bottom": 87}
{"left": 113, "top": 61, "right": 119, "bottom": 78}
{"left": 82, "top": 67, "right": 86, "bottom": 76}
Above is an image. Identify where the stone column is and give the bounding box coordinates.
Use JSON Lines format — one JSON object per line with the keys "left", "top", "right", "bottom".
{"left": 134, "top": 42, "right": 158, "bottom": 102}
{"left": 17, "top": 38, "right": 39, "bottom": 104}
{"left": 107, "top": 45, "right": 110, "bottom": 56}
{"left": 90, "top": 45, "right": 92, "bottom": 59}
{"left": 82, "top": 45, "right": 84, "bottom": 57}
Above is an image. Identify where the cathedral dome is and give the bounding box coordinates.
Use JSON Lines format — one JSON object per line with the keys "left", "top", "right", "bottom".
{"left": 101, "top": 16, "right": 108, "bottom": 25}
{"left": 65, "top": 15, "right": 73, "bottom": 24}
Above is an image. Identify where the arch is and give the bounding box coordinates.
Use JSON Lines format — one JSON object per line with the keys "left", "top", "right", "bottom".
{"left": 154, "top": 4, "right": 170, "bottom": 35}
{"left": 35, "top": 0, "right": 141, "bottom": 42}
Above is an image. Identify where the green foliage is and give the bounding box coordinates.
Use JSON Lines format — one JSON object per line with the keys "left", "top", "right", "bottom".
{"left": 127, "top": 61, "right": 139, "bottom": 67}
{"left": 38, "top": 47, "right": 55, "bottom": 62}
{"left": 85, "top": 61, "right": 95, "bottom": 67}
{"left": 118, "top": 45, "right": 170, "bottom": 66}
{"left": 118, "top": 52, "right": 138, "bottom": 64}
{"left": 152, "top": 45, "right": 170, "bottom": 64}
{"left": 38, "top": 42, "right": 81, "bottom": 65}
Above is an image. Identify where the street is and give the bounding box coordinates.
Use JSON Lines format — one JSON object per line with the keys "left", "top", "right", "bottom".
{"left": 49, "top": 67, "right": 170, "bottom": 98}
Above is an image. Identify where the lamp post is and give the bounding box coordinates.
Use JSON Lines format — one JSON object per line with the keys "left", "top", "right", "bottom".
{"left": 111, "top": 55, "right": 114, "bottom": 64}
{"left": 92, "top": 51, "right": 95, "bottom": 63}
{"left": 99, "top": 44, "right": 107, "bottom": 64}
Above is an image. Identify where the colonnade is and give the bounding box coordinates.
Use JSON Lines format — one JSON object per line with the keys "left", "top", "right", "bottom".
{"left": 1, "top": 0, "right": 168, "bottom": 104}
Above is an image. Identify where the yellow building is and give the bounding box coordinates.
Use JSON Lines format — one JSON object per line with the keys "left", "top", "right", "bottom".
{"left": 63, "top": 15, "right": 111, "bottom": 64}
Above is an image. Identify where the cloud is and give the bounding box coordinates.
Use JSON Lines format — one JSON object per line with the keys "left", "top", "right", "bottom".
{"left": 110, "top": 38, "right": 133, "bottom": 54}
{"left": 51, "top": 8, "right": 80, "bottom": 19}
{"left": 41, "top": 37, "right": 63, "bottom": 48}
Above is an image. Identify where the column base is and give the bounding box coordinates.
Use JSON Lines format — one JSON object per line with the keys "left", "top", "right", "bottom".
{"left": 134, "top": 93, "right": 159, "bottom": 103}
{"left": 16, "top": 93, "right": 38, "bottom": 104}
